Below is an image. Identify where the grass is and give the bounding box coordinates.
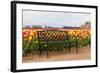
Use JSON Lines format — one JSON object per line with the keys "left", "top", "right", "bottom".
{"left": 22, "top": 36, "right": 91, "bottom": 56}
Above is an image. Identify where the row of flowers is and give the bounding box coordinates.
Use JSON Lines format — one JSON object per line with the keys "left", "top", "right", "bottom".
{"left": 22, "top": 29, "right": 91, "bottom": 56}
{"left": 22, "top": 29, "right": 90, "bottom": 42}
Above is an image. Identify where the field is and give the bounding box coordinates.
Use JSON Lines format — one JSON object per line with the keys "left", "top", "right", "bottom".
{"left": 22, "top": 28, "right": 91, "bottom": 62}
{"left": 23, "top": 45, "right": 90, "bottom": 62}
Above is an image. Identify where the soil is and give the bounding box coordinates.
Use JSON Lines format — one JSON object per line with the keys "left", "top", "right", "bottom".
{"left": 22, "top": 45, "right": 91, "bottom": 63}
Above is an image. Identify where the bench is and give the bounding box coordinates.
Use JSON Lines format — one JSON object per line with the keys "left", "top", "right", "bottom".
{"left": 37, "top": 30, "right": 78, "bottom": 57}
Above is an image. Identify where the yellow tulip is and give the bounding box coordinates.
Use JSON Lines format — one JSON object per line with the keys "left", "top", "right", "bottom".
{"left": 28, "top": 36, "right": 32, "bottom": 42}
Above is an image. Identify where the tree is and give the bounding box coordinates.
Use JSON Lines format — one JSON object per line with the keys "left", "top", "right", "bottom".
{"left": 32, "top": 25, "right": 42, "bottom": 28}
{"left": 23, "top": 25, "right": 31, "bottom": 29}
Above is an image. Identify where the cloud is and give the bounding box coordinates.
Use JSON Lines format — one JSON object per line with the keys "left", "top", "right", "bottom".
{"left": 23, "top": 10, "right": 91, "bottom": 28}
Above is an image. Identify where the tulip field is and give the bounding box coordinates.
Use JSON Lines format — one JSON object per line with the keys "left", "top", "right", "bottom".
{"left": 22, "top": 28, "right": 91, "bottom": 56}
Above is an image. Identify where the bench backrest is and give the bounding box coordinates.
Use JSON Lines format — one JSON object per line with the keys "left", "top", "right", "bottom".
{"left": 37, "top": 30, "right": 68, "bottom": 41}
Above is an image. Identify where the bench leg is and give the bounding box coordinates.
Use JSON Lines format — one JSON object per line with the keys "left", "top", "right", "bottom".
{"left": 39, "top": 49, "right": 42, "bottom": 57}
{"left": 68, "top": 41, "right": 71, "bottom": 53}
{"left": 46, "top": 42, "right": 49, "bottom": 58}
{"left": 76, "top": 37, "right": 78, "bottom": 54}
{"left": 76, "top": 45, "right": 78, "bottom": 54}
{"left": 46, "top": 49, "right": 49, "bottom": 58}
{"left": 38, "top": 44, "right": 42, "bottom": 57}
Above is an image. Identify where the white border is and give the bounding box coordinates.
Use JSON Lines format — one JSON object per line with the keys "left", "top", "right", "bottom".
{"left": 16, "top": 3, "right": 96, "bottom": 70}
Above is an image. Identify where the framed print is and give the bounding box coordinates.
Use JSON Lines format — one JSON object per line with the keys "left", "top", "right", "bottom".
{"left": 11, "top": 1, "right": 98, "bottom": 72}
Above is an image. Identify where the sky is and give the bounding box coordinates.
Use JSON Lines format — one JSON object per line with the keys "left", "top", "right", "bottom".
{"left": 23, "top": 10, "right": 91, "bottom": 28}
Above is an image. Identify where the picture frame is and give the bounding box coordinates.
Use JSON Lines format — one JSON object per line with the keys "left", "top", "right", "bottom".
{"left": 11, "top": 1, "right": 98, "bottom": 72}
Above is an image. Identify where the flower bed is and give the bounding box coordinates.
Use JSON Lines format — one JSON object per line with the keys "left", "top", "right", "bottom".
{"left": 22, "top": 29, "right": 91, "bottom": 56}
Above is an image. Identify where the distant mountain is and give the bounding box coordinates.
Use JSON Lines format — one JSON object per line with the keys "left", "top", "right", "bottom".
{"left": 63, "top": 26, "right": 80, "bottom": 29}
{"left": 63, "top": 21, "right": 91, "bottom": 30}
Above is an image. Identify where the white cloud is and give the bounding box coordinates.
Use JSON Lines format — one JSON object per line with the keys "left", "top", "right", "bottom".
{"left": 23, "top": 10, "right": 91, "bottom": 28}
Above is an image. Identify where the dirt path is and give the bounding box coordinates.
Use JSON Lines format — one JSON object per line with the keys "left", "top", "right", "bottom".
{"left": 22, "top": 46, "right": 91, "bottom": 63}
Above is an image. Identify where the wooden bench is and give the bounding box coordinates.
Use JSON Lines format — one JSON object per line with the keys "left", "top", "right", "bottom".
{"left": 37, "top": 30, "right": 78, "bottom": 57}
